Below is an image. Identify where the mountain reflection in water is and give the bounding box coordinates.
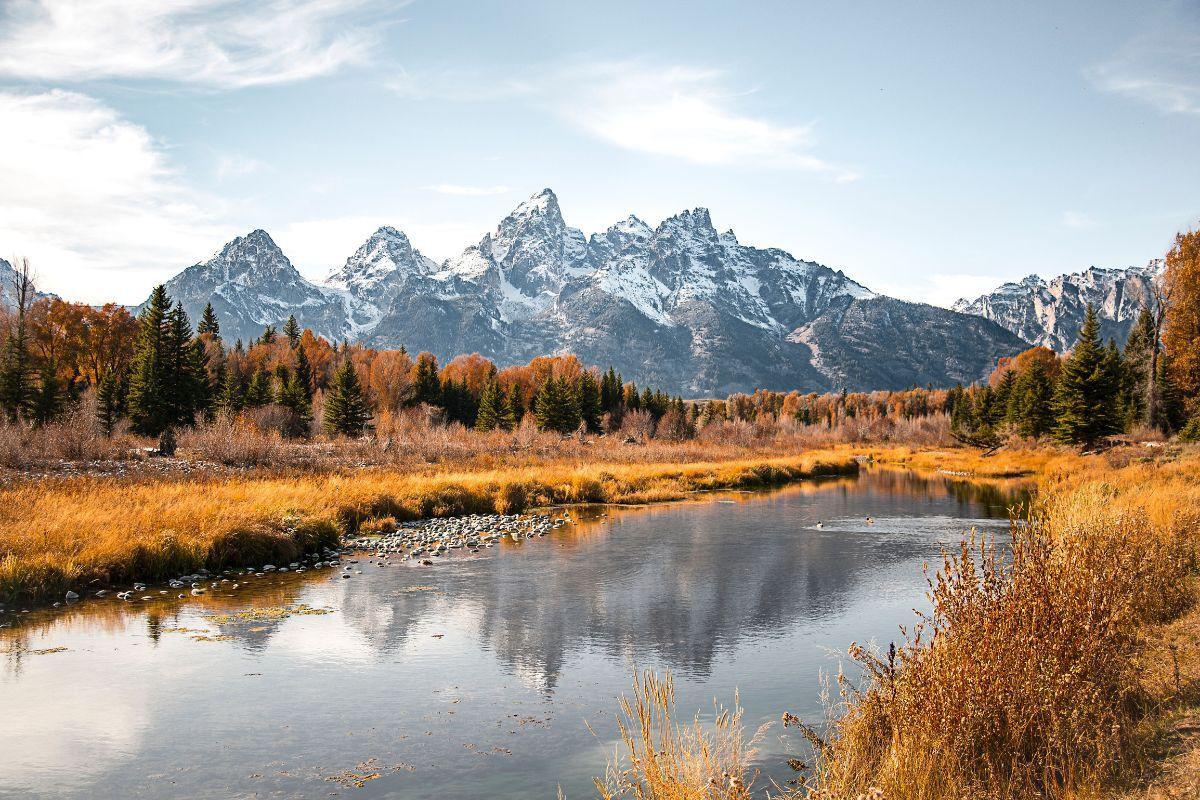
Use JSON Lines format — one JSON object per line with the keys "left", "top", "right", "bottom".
{"left": 0, "top": 468, "right": 1026, "bottom": 800}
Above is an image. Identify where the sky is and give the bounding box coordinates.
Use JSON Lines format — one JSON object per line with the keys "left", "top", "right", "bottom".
{"left": 1, "top": 0, "right": 1198, "bottom": 307}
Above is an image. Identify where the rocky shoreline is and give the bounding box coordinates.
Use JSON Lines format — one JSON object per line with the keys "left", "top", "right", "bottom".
{"left": 0, "top": 511, "right": 576, "bottom": 619}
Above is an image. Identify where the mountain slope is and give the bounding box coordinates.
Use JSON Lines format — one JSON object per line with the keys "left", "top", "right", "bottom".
{"left": 147, "top": 189, "right": 1029, "bottom": 393}
{"left": 953, "top": 265, "right": 1158, "bottom": 351}
{"left": 161, "top": 229, "right": 348, "bottom": 344}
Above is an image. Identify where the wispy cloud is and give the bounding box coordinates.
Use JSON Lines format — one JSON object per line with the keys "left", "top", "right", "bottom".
{"left": 1087, "top": 7, "right": 1200, "bottom": 115}
{"left": 423, "top": 184, "right": 510, "bottom": 196}
{"left": 215, "top": 154, "right": 268, "bottom": 181}
{"left": 0, "top": 0, "right": 391, "bottom": 88}
{"left": 0, "top": 90, "right": 227, "bottom": 302}
{"left": 1061, "top": 211, "right": 1098, "bottom": 230}
{"left": 875, "top": 273, "right": 1003, "bottom": 309}
{"left": 389, "top": 60, "right": 857, "bottom": 179}
{"left": 562, "top": 62, "right": 856, "bottom": 178}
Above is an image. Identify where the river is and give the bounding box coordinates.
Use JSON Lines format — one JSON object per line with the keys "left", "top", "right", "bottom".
{"left": 0, "top": 468, "right": 1025, "bottom": 799}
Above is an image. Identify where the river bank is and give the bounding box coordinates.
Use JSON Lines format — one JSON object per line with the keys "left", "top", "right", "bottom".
{"left": 0, "top": 452, "right": 858, "bottom": 605}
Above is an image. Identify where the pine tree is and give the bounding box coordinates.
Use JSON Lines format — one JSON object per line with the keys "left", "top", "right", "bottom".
{"left": 283, "top": 315, "right": 301, "bottom": 349}
{"left": 534, "top": 376, "right": 581, "bottom": 433}
{"left": 1013, "top": 363, "right": 1055, "bottom": 438}
{"left": 1053, "top": 305, "right": 1121, "bottom": 447}
{"left": 475, "top": 381, "right": 512, "bottom": 432}
{"left": 1121, "top": 308, "right": 1156, "bottom": 428}
{"left": 412, "top": 353, "right": 441, "bottom": 406}
{"left": 127, "top": 285, "right": 172, "bottom": 436}
{"left": 31, "top": 368, "right": 62, "bottom": 426}
{"left": 577, "top": 372, "right": 602, "bottom": 432}
{"left": 216, "top": 364, "right": 246, "bottom": 415}
{"left": 245, "top": 368, "right": 273, "bottom": 407}
{"left": 96, "top": 369, "right": 123, "bottom": 436}
{"left": 294, "top": 346, "right": 314, "bottom": 401}
{"left": 258, "top": 325, "right": 277, "bottom": 346}
{"left": 197, "top": 302, "right": 220, "bottom": 338}
{"left": 277, "top": 374, "right": 313, "bottom": 438}
{"left": 323, "top": 359, "right": 372, "bottom": 436}
{"left": 507, "top": 383, "right": 525, "bottom": 423}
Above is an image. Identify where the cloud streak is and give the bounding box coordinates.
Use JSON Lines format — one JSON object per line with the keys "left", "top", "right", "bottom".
{"left": 389, "top": 60, "right": 856, "bottom": 179}
{"left": 0, "top": 0, "right": 389, "bottom": 88}
{"left": 1087, "top": 8, "right": 1200, "bottom": 115}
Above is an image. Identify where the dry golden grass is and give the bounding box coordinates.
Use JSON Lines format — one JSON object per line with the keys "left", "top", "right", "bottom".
{"left": 0, "top": 453, "right": 856, "bottom": 603}
{"left": 595, "top": 446, "right": 1200, "bottom": 800}
{"left": 801, "top": 449, "right": 1200, "bottom": 800}
{"left": 595, "top": 671, "right": 765, "bottom": 800}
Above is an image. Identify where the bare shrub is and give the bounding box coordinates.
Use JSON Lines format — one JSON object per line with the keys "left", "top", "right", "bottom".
{"left": 619, "top": 409, "right": 656, "bottom": 441}
{"left": 0, "top": 395, "right": 136, "bottom": 467}
{"left": 179, "top": 413, "right": 281, "bottom": 466}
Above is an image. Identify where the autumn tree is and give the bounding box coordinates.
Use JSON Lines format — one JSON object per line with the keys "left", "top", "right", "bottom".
{"left": 1163, "top": 227, "right": 1200, "bottom": 415}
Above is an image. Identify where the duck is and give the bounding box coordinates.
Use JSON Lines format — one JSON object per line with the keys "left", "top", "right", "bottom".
{"left": 866, "top": 517, "right": 875, "bottom": 525}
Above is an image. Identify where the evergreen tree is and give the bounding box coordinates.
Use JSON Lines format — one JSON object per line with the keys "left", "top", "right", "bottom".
{"left": 245, "top": 368, "right": 273, "bottom": 407}
{"left": 1053, "top": 305, "right": 1121, "bottom": 447}
{"left": 258, "top": 324, "right": 277, "bottom": 346}
{"left": 507, "top": 383, "right": 525, "bottom": 423}
{"left": 197, "top": 303, "right": 220, "bottom": 338}
{"left": 294, "top": 346, "right": 314, "bottom": 401}
{"left": 1012, "top": 363, "right": 1055, "bottom": 438}
{"left": 1121, "top": 308, "right": 1156, "bottom": 428}
{"left": 283, "top": 315, "right": 301, "bottom": 348}
{"left": 475, "top": 381, "right": 514, "bottom": 432}
{"left": 127, "top": 285, "right": 173, "bottom": 436}
{"left": 31, "top": 368, "right": 62, "bottom": 426}
{"left": 1156, "top": 355, "right": 1186, "bottom": 432}
{"left": 440, "top": 378, "right": 476, "bottom": 426}
{"left": 96, "top": 369, "right": 123, "bottom": 436}
{"left": 412, "top": 353, "right": 441, "bottom": 405}
{"left": 216, "top": 364, "right": 246, "bottom": 415}
{"left": 534, "top": 376, "right": 581, "bottom": 433}
{"left": 323, "top": 359, "right": 372, "bottom": 436}
{"left": 277, "top": 374, "right": 313, "bottom": 438}
{"left": 577, "top": 371, "right": 602, "bottom": 432}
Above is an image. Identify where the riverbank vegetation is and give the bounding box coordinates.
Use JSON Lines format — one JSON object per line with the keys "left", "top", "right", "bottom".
{"left": 0, "top": 452, "right": 856, "bottom": 604}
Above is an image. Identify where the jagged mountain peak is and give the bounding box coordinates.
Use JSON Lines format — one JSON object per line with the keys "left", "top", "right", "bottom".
{"left": 955, "top": 263, "right": 1158, "bottom": 351}
{"left": 326, "top": 224, "right": 436, "bottom": 305}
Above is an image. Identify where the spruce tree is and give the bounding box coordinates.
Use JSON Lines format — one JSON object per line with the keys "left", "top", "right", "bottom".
{"left": 216, "top": 364, "right": 246, "bottom": 415}
{"left": 1121, "top": 309, "right": 1156, "bottom": 428}
{"left": 1013, "top": 363, "right": 1054, "bottom": 438}
{"left": 294, "top": 346, "right": 314, "bottom": 401}
{"left": 577, "top": 372, "right": 602, "bottom": 433}
{"left": 412, "top": 353, "right": 441, "bottom": 406}
{"left": 127, "top": 285, "right": 172, "bottom": 436}
{"left": 283, "top": 315, "right": 301, "bottom": 348}
{"left": 277, "top": 375, "right": 313, "bottom": 438}
{"left": 507, "top": 383, "right": 525, "bottom": 423}
{"left": 31, "top": 368, "right": 62, "bottom": 426}
{"left": 245, "top": 368, "right": 273, "bottom": 407}
{"left": 323, "top": 359, "right": 372, "bottom": 437}
{"left": 534, "top": 376, "right": 581, "bottom": 433}
{"left": 475, "top": 381, "right": 509, "bottom": 432}
{"left": 258, "top": 325, "right": 277, "bottom": 346}
{"left": 197, "top": 302, "right": 220, "bottom": 338}
{"left": 96, "top": 369, "right": 123, "bottom": 436}
{"left": 1053, "top": 305, "right": 1121, "bottom": 447}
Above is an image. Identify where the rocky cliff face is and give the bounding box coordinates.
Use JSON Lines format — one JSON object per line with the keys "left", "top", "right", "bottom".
{"left": 953, "top": 264, "right": 1159, "bottom": 351}
{"left": 147, "top": 189, "right": 1028, "bottom": 393}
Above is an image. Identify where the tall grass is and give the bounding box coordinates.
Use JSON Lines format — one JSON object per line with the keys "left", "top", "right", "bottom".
{"left": 599, "top": 448, "right": 1200, "bottom": 800}
{"left": 0, "top": 453, "right": 856, "bottom": 603}
{"left": 596, "top": 671, "right": 765, "bottom": 800}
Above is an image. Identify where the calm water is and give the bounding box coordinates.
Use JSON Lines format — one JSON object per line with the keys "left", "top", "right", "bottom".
{"left": 0, "top": 469, "right": 1024, "bottom": 799}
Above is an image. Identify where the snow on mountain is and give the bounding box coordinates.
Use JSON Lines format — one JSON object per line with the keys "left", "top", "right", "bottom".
{"left": 148, "top": 188, "right": 1024, "bottom": 393}
{"left": 953, "top": 264, "right": 1159, "bottom": 351}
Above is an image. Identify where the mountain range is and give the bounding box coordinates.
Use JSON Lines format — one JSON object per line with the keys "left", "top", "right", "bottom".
{"left": 4, "top": 190, "right": 1158, "bottom": 395}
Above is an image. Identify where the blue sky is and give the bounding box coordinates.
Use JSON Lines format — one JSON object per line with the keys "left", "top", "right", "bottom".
{"left": 1, "top": 0, "right": 1197, "bottom": 306}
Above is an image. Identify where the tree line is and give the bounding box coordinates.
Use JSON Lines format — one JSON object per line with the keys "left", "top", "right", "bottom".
{"left": 2, "top": 225, "right": 1198, "bottom": 445}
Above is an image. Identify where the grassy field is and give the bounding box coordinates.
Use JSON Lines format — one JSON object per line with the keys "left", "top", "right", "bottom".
{"left": 594, "top": 445, "right": 1200, "bottom": 800}
{"left": 0, "top": 452, "right": 857, "bottom": 603}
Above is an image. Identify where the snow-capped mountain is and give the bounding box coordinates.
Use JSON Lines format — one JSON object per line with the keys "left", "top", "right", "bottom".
{"left": 159, "top": 229, "right": 350, "bottom": 345}
{"left": 953, "top": 264, "right": 1159, "bottom": 351}
{"left": 146, "top": 189, "right": 1027, "bottom": 393}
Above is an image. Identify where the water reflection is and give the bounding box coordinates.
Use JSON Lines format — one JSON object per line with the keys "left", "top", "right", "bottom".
{"left": 0, "top": 468, "right": 1027, "bottom": 799}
